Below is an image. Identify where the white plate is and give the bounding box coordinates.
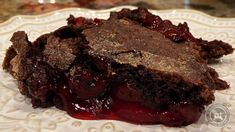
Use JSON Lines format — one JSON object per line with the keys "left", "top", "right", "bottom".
{"left": 0, "top": 6, "right": 235, "bottom": 132}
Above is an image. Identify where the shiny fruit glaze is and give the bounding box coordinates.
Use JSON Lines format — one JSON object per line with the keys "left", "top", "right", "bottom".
{"left": 55, "top": 81, "right": 202, "bottom": 127}
{"left": 142, "top": 14, "right": 196, "bottom": 43}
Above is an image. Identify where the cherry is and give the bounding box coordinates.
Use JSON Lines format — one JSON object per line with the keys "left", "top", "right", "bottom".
{"left": 163, "top": 29, "right": 184, "bottom": 42}
{"left": 144, "top": 15, "right": 163, "bottom": 30}
{"left": 74, "top": 17, "right": 86, "bottom": 26}
{"left": 140, "top": 13, "right": 196, "bottom": 43}
{"left": 73, "top": 17, "right": 103, "bottom": 27}
{"left": 94, "top": 18, "right": 103, "bottom": 26}
{"left": 68, "top": 67, "right": 107, "bottom": 99}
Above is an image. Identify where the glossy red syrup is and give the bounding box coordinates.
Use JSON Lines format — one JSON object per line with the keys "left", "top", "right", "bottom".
{"left": 142, "top": 14, "right": 196, "bottom": 43}
{"left": 55, "top": 83, "right": 202, "bottom": 127}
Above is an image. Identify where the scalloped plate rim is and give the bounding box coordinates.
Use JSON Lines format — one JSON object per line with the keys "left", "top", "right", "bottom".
{"left": 1, "top": 5, "right": 235, "bottom": 28}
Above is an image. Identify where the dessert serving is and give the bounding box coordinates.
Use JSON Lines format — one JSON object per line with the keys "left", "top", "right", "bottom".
{"left": 2, "top": 8, "right": 234, "bottom": 127}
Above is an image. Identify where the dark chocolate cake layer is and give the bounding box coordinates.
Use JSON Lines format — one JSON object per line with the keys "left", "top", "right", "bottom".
{"left": 2, "top": 8, "right": 233, "bottom": 126}
{"left": 83, "top": 18, "right": 226, "bottom": 91}
{"left": 105, "top": 8, "right": 234, "bottom": 60}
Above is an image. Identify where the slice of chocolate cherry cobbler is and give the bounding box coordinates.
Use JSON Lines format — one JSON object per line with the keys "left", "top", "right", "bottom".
{"left": 2, "top": 8, "right": 234, "bottom": 127}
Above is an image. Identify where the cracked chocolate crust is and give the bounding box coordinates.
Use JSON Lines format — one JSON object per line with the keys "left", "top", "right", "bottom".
{"left": 103, "top": 8, "right": 234, "bottom": 60}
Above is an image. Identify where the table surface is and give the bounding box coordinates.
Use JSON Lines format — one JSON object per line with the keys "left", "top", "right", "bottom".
{"left": 0, "top": 0, "right": 235, "bottom": 23}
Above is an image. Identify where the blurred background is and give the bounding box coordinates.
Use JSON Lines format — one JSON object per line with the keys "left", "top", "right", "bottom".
{"left": 0, "top": 0, "right": 235, "bottom": 23}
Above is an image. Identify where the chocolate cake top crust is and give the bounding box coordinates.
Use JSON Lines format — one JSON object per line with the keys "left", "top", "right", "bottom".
{"left": 83, "top": 18, "right": 227, "bottom": 90}
{"left": 106, "top": 8, "right": 234, "bottom": 60}
{"left": 84, "top": 19, "right": 200, "bottom": 80}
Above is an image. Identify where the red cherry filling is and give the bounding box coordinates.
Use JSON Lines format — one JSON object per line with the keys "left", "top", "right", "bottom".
{"left": 112, "top": 98, "right": 202, "bottom": 126}
{"left": 133, "top": 12, "right": 196, "bottom": 43}
{"left": 68, "top": 67, "right": 107, "bottom": 99}
{"left": 71, "top": 17, "right": 103, "bottom": 27}
{"left": 74, "top": 17, "right": 86, "bottom": 26}
{"left": 54, "top": 80, "right": 202, "bottom": 126}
